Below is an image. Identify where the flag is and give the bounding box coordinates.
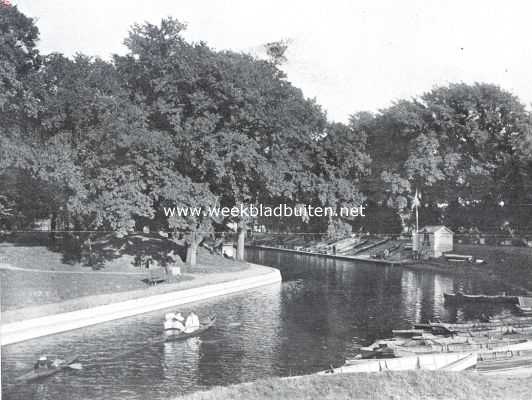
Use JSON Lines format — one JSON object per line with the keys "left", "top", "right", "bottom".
{"left": 412, "top": 189, "right": 421, "bottom": 209}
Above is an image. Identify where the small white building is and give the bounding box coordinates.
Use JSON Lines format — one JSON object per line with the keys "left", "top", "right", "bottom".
{"left": 222, "top": 242, "right": 235, "bottom": 258}
{"left": 412, "top": 225, "right": 454, "bottom": 258}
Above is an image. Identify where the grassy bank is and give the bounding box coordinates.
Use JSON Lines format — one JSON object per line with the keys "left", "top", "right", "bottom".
{"left": 179, "top": 370, "right": 532, "bottom": 400}
{"left": 454, "top": 244, "right": 532, "bottom": 294}
{"left": 0, "top": 240, "right": 253, "bottom": 321}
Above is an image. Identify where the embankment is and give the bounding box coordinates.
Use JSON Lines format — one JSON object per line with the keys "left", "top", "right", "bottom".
{"left": 1, "top": 263, "right": 281, "bottom": 345}
{"left": 178, "top": 370, "right": 532, "bottom": 400}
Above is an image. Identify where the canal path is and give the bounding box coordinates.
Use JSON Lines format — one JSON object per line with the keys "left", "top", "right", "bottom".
{"left": 1, "top": 248, "right": 517, "bottom": 400}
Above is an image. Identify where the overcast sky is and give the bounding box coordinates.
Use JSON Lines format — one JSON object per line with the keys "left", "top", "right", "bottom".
{"left": 15, "top": 0, "right": 532, "bottom": 122}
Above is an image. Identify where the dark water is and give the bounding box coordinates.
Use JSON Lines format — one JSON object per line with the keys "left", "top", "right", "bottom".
{"left": 2, "top": 248, "right": 515, "bottom": 399}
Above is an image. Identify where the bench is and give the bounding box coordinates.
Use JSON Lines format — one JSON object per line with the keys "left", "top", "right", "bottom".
{"left": 147, "top": 267, "right": 167, "bottom": 285}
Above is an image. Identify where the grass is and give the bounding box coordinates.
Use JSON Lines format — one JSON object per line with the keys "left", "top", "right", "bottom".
{"left": 179, "top": 370, "right": 532, "bottom": 400}
{"left": 0, "top": 237, "right": 250, "bottom": 316}
{"left": 454, "top": 244, "right": 532, "bottom": 294}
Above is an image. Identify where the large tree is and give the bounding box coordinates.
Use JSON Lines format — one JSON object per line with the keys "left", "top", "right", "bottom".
{"left": 115, "top": 18, "right": 368, "bottom": 262}
{"left": 358, "top": 83, "right": 532, "bottom": 234}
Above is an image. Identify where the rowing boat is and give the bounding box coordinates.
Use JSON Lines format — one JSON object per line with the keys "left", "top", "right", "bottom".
{"left": 318, "top": 352, "right": 477, "bottom": 375}
{"left": 443, "top": 292, "right": 519, "bottom": 304}
{"left": 393, "top": 337, "right": 529, "bottom": 357}
{"left": 392, "top": 329, "right": 425, "bottom": 338}
{"left": 15, "top": 356, "right": 79, "bottom": 383}
{"left": 164, "top": 315, "right": 216, "bottom": 342}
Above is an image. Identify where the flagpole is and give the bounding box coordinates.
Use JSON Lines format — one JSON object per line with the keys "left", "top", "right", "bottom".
{"left": 416, "top": 201, "right": 419, "bottom": 235}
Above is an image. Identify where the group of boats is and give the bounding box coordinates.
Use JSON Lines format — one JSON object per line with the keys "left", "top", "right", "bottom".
{"left": 15, "top": 313, "right": 216, "bottom": 383}
{"left": 321, "top": 292, "right": 532, "bottom": 375}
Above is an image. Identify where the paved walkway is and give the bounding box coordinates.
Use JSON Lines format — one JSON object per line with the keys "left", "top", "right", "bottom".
{"left": 1, "top": 263, "right": 271, "bottom": 324}
{"left": 0, "top": 262, "right": 146, "bottom": 275}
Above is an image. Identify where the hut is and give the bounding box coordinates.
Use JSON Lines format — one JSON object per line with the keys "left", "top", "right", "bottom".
{"left": 412, "top": 225, "right": 454, "bottom": 258}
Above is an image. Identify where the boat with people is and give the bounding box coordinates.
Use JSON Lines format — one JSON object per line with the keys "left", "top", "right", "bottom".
{"left": 163, "top": 313, "right": 216, "bottom": 342}
{"left": 443, "top": 292, "right": 519, "bottom": 304}
{"left": 15, "top": 355, "right": 80, "bottom": 383}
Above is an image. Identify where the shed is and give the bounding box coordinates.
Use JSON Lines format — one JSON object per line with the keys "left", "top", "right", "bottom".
{"left": 412, "top": 225, "right": 454, "bottom": 258}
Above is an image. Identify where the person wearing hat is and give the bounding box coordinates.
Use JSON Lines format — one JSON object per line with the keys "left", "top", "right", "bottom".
{"left": 34, "top": 356, "right": 51, "bottom": 370}
{"left": 184, "top": 312, "right": 200, "bottom": 333}
{"left": 164, "top": 312, "right": 185, "bottom": 332}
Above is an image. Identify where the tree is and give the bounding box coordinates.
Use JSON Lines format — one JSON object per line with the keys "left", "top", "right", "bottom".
{"left": 115, "top": 18, "right": 368, "bottom": 262}
{"left": 358, "top": 83, "right": 532, "bottom": 234}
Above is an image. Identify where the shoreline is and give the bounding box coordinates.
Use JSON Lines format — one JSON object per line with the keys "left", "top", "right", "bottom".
{"left": 0, "top": 263, "right": 281, "bottom": 346}
{"left": 246, "top": 244, "right": 409, "bottom": 266}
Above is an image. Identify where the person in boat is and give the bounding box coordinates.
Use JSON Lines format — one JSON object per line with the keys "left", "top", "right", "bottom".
{"left": 184, "top": 312, "right": 200, "bottom": 333}
{"left": 34, "top": 356, "right": 52, "bottom": 370}
{"left": 164, "top": 312, "right": 186, "bottom": 332}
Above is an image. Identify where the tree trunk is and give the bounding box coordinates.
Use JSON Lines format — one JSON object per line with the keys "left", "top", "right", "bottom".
{"left": 236, "top": 222, "right": 247, "bottom": 261}
{"left": 186, "top": 232, "right": 200, "bottom": 266}
{"left": 49, "top": 212, "right": 57, "bottom": 245}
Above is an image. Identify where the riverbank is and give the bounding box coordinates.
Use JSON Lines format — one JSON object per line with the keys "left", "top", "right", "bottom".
{"left": 179, "top": 370, "right": 532, "bottom": 400}
{"left": 250, "top": 242, "right": 532, "bottom": 295}
{"left": 246, "top": 244, "right": 408, "bottom": 266}
{"left": 1, "top": 242, "right": 281, "bottom": 345}
{"left": 1, "top": 263, "right": 281, "bottom": 345}
{"left": 0, "top": 241, "right": 249, "bottom": 311}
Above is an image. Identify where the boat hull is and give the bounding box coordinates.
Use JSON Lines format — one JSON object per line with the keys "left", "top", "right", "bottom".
{"left": 319, "top": 352, "right": 477, "bottom": 375}
{"left": 444, "top": 292, "right": 519, "bottom": 304}
{"left": 15, "top": 356, "right": 79, "bottom": 383}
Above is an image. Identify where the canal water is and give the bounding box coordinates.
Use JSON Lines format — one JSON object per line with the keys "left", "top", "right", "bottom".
{"left": 1, "top": 248, "right": 515, "bottom": 400}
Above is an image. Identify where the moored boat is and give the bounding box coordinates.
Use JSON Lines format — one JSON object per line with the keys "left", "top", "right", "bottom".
{"left": 318, "top": 352, "right": 477, "bottom": 375}
{"left": 476, "top": 352, "right": 532, "bottom": 375}
{"left": 392, "top": 337, "right": 529, "bottom": 357}
{"left": 444, "top": 292, "right": 519, "bottom": 304}
{"left": 392, "top": 329, "right": 425, "bottom": 338}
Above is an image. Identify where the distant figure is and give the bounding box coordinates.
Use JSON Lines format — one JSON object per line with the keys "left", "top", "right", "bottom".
{"left": 34, "top": 356, "right": 51, "bottom": 370}
{"left": 164, "top": 312, "right": 185, "bottom": 332}
{"left": 333, "top": 245, "right": 337, "bottom": 255}
{"left": 184, "top": 312, "right": 200, "bottom": 333}
{"left": 479, "top": 313, "right": 490, "bottom": 323}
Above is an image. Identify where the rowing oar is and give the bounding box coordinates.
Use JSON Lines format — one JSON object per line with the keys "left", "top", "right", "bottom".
{"left": 66, "top": 363, "right": 83, "bottom": 370}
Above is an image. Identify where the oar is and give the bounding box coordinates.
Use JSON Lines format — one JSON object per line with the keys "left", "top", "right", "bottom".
{"left": 66, "top": 363, "right": 83, "bottom": 370}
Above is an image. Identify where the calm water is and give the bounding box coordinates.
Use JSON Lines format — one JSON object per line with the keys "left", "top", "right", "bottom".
{"left": 1, "top": 248, "right": 515, "bottom": 399}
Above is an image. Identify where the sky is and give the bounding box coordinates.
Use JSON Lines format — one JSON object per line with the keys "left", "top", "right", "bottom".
{"left": 14, "top": 0, "right": 532, "bottom": 122}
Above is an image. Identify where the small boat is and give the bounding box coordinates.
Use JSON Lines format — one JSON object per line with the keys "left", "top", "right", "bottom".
{"left": 392, "top": 337, "right": 528, "bottom": 357}
{"left": 318, "top": 352, "right": 477, "bottom": 375}
{"left": 358, "top": 339, "right": 402, "bottom": 358}
{"left": 15, "top": 356, "right": 79, "bottom": 383}
{"left": 444, "top": 292, "right": 519, "bottom": 305}
{"left": 444, "top": 254, "right": 474, "bottom": 262}
{"left": 439, "top": 352, "right": 478, "bottom": 371}
{"left": 392, "top": 329, "right": 425, "bottom": 338}
{"left": 164, "top": 315, "right": 216, "bottom": 342}
{"left": 431, "top": 316, "right": 532, "bottom": 330}
{"left": 514, "top": 304, "right": 532, "bottom": 316}
{"left": 477, "top": 353, "right": 532, "bottom": 375}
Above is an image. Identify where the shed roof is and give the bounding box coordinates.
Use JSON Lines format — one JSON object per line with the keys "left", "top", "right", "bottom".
{"left": 419, "top": 225, "right": 454, "bottom": 234}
